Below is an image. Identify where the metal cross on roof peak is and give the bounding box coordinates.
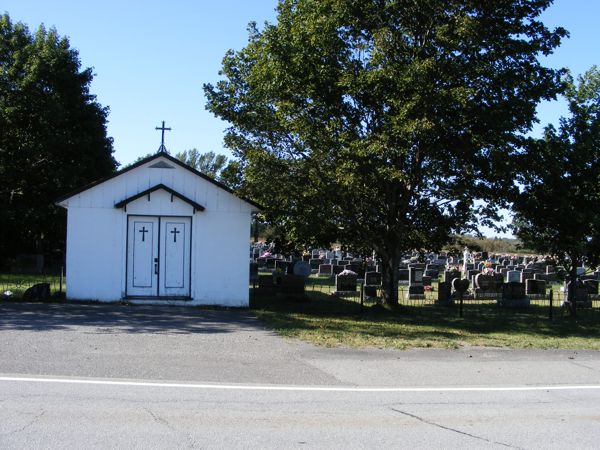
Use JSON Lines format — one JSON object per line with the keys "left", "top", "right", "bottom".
{"left": 155, "top": 120, "right": 171, "bottom": 153}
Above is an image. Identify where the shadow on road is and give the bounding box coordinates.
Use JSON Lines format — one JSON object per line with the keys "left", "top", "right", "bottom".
{"left": 0, "top": 302, "right": 261, "bottom": 334}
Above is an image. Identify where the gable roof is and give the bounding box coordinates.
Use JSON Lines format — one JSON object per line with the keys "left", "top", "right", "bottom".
{"left": 55, "top": 151, "right": 262, "bottom": 210}
{"left": 114, "top": 183, "right": 205, "bottom": 212}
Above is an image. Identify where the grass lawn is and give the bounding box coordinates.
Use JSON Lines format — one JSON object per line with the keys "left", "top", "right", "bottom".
{"left": 251, "top": 278, "right": 600, "bottom": 350}
{"left": 0, "top": 273, "right": 63, "bottom": 298}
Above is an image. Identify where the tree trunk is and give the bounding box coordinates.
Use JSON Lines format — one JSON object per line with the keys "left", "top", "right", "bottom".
{"left": 567, "top": 258, "right": 579, "bottom": 317}
{"left": 381, "top": 253, "right": 401, "bottom": 307}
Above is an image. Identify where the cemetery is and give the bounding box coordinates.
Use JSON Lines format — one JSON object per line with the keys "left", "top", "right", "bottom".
{"left": 247, "top": 244, "right": 600, "bottom": 322}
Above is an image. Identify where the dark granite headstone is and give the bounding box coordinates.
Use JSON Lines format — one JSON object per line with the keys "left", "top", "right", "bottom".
{"left": 520, "top": 271, "right": 535, "bottom": 283}
{"left": 309, "top": 259, "right": 323, "bottom": 270}
{"left": 332, "top": 265, "right": 345, "bottom": 275}
{"left": 526, "top": 279, "right": 546, "bottom": 296}
{"left": 317, "top": 264, "right": 333, "bottom": 277}
{"left": 335, "top": 274, "right": 357, "bottom": 293}
{"left": 22, "top": 283, "right": 50, "bottom": 301}
{"left": 500, "top": 282, "right": 529, "bottom": 307}
{"left": 409, "top": 268, "right": 424, "bottom": 286}
{"left": 452, "top": 278, "right": 469, "bottom": 295}
{"left": 425, "top": 269, "right": 439, "bottom": 279}
{"left": 258, "top": 275, "right": 275, "bottom": 291}
{"left": 293, "top": 261, "right": 311, "bottom": 278}
{"left": 444, "top": 270, "right": 461, "bottom": 283}
{"left": 364, "top": 271, "right": 382, "bottom": 286}
{"left": 437, "top": 281, "right": 453, "bottom": 305}
{"left": 398, "top": 269, "right": 410, "bottom": 282}
{"left": 279, "top": 275, "right": 306, "bottom": 296}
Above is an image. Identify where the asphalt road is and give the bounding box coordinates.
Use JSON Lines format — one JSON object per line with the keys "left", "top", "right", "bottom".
{"left": 0, "top": 302, "right": 599, "bottom": 449}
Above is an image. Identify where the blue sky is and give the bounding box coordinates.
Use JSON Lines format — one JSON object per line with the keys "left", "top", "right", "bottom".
{"left": 3, "top": 0, "right": 599, "bottom": 237}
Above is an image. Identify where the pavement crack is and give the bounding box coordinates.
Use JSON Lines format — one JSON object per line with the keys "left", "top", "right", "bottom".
{"left": 143, "top": 406, "right": 176, "bottom": 432}
{"left": 389, "top": 407, "right": 523, "bottom": 449}
{"left": 143, "top": 406, "right": 198, "bottom": 449}
{"left": 569, "top": 361, "right": 597, "bottom": 371}
{"left": 1, "top": 409, "right": 45, "bottom": 436}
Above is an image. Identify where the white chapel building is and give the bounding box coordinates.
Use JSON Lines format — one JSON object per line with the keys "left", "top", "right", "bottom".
{"left": 56, "top": 150, "right": 260, "bottom": 306}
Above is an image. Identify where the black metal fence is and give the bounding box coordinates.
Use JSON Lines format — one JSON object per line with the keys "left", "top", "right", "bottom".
{"left": 0, "top": 272, "right": 64, "bottom": 300}
{"left": 252, "top": 273, "right": 600, "bottom": 322}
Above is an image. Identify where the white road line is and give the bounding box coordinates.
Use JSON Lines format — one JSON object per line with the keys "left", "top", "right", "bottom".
{"left": 1, "top": 376, "right": 599, "bottom": 393}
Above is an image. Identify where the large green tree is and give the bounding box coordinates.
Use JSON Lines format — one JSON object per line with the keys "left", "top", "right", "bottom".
{"left": 205, "top": 0, "right": 566, "bottom": 305}
{"left": 0, "top": 14, "right": 117, "bottom": 262}
{"left": 175, "top": 149, "right": 228, "bottom": 178}
{"left": 513, "top": 67, "right": 600, "bottom": 316}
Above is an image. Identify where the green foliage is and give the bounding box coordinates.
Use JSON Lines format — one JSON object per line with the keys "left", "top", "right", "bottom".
{"left": 513, "top": 66, "right": 600, "bottom": 275}
{"left": 0, "top": 14, "right": 117, "bottom": 259}
{"left": 205, "top": 0, "right": 566, "bottom": 304}
{"left": 175, "top": 148, "right": 243, "bottom": 189}
{"left": 445, "top": 235, "right": 524, "bottom": 254}
{"left": 175, "top": 149, "right": 227, "bottom": 178}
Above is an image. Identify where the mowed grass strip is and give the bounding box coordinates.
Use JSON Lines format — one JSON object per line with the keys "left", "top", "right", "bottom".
{"left": 251, "top": 293, "right": 600, "bottom": 350}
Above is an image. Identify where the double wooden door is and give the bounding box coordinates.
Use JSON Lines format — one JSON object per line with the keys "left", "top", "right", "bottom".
{"left": 126, "top": 216, "right": 191, "bottom": 298}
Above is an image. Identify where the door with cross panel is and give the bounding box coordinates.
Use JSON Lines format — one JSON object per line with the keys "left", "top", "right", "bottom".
{"left": 127, "top": 216, "right": 191, "bottom": 298}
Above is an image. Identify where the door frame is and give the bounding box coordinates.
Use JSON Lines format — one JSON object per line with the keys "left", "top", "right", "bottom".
{"left": 125, "top": 214, "right": 193, "bottom": 300}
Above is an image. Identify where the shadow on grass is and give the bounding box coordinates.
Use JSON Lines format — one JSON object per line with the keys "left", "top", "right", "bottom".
{"left": 250, "top": 289, "right": 600, "bottom": 348}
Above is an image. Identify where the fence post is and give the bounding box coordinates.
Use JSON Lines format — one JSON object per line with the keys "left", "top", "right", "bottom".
{"left": 459, "top": 292, "right": 464, "bottom": 318}
{"left": 360, "top": 283, "right": 364, "bottom": 312}
{"left": 549, "top": 288, "right": 553, "bottom": 320}
{"left": 59, "top": 266, "right": 64, "bottom": 293}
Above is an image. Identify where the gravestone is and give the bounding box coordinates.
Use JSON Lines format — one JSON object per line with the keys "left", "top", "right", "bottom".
{"left": 279, "top": 274, "right": 306, "bottom": 297}
{"left": 364, "top": 271, "right": 382, "bottom": 286}
{"left": 467, "top": 269, "right": 480, "bottom": 278}
{"left": 22, "top": 283, "right": 50, "bottom": 301}
{"left": 520, "top": 271, "right": 535, "bottom": 283}
{"left": 332, "top": 265, "right": 345, "bottom": 275}
{"left": 293, "top": 261, "right": 311, "bottom": 278}
{"left": 500, "top": 282, "right": 530, "bottom": 308}
{"left": 436, "top": 281, "right": 453, "bottom": 305}
{"left": 422, "top": 275, "right": 432, "bottom": 287}
{"left": 546, "top": 265, "right": 556, "bottom": 274}
{"left": 364, "top": 272, "right": 381, "bottom": 298}
{"left": 317, "top": 264, "right": 333, "bottom": 277}
{"left": 444, "top": 270, "right": 461, "bottom": 283}
{"left": 346, "top": 264, "right": 363, "bottom": 277}
{"left": 506, "top": 270, "right": 520, "bottom": 283}
{"left": 258, "top": 275, "right": 276, "bottom": 292}
{"left": 309, "top": 259, "right": 323, "bottom": 270}
{"left": 525, "top": 279, "right": 546, "bottom": 296}
{"left": 533, "top": 273, "right": 548, "bottom": 281}
{"left": 275, "top": 260, "right": 291, "bottom": 274}
{"left": 452, "top": 278, "right": 469, "bottom": 296}
{"left": 265, "top": 258, "right": 276, "bottom": 269}
{"left": 408, "top": 267, "right": 425, "bottom": 299}
{"left": 425, "top": 269, "right": 439, "bottom": 279}
{"left": 335, "top": 273, "right": 357, "bottom": 294}
{"left": 583, "top": 279, "right": 599, "bottom": 296}
{"left": 398, "top": 269, "right": 410, "bottom": 283}
{"left": 474, "top": 273, "right": 503, "bottom": 297}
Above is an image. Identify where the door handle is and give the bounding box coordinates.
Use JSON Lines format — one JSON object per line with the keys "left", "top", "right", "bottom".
{"left": 154, "top": 258, "right": 159, "bottom": 274}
